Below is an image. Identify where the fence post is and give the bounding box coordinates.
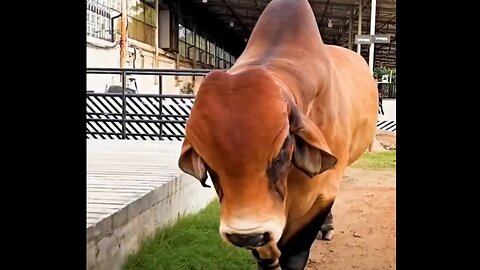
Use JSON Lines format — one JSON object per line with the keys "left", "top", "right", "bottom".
{"left": 121, "top": 69, "right": 127, "bottom": 139}
{"left": 158, "top": 75, "right": 163, "bottom": 140}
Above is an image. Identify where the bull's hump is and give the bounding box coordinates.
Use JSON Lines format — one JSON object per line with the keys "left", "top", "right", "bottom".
{"left": 245, "top": 0, "right": 322, "bottom": 59}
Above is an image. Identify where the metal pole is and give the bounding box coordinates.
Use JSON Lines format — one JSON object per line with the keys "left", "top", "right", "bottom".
{"left": 205, "top": 34, "right": 208, "bottom": 65}
{"left": 357, "top": 0, "right": 362, "bottom": 54}
{"left": 348, "top": 6, "right": 353, "bottom": 50}
{"left": 368, "top": 0, "right": 377, "bottom": 73}
{"left": 120, "top": 0, "right": 128, "bottom": 68}
{"left": 158, "top": 75, "right": 163, "bottom": 140}
{"left": 121, "top": 70, "right": 127, "bottom": 139}
{"left": 154, "top": 0, "right": 159, "bottom": 84}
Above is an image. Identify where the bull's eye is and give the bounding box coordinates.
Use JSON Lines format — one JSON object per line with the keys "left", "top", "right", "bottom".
{"left": 272, "top": 147, "right": 288, "bottom": 168}
{"left": 273, "top": 149, "right": 284, "bottom": 166}
{"left": 267, "top": 140, "right": 290, "bottom": 200}
{"left": 267, "top": 135, "right": 290, "bottom": 177}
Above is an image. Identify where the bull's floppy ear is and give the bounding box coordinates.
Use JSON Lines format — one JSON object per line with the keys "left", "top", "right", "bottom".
{"left": 178, "top": 139, "right": 210, "bottom": 187}
{"left": 288, "top": 101, "right": 337, "bottom": 178}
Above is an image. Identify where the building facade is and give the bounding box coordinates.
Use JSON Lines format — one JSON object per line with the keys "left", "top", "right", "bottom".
{"left": 87, "top": 0, "right": 237, "bottom": 94}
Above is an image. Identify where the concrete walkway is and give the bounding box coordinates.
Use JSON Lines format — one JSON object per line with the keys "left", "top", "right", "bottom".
{"left": 87, "top": 140, "right": 216, "bottom": 270}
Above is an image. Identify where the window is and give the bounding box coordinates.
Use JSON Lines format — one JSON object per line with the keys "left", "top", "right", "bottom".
{"left": 179, "top": 24, "right": 186, "bottom": 57}
{"left": 87, "top": 0, "right": 116, "bottom": 41}
{"left": 207, "top": 42, "right": 215, "bottom": 66}
{"left": 179, "top": 24, "right": 186, "bottom": 41}
{"left": 127, "top": 0, "right": 156, "bottom": 46}
{"left": 224, "top": 51, "right": 230, "bottom": 68}
{"left": 185, "top": 28, "right": 193, "bottom": 45}
{"left": 176, "top": 22, "right": 237, "bottom": 69}
{"left": 129, "top": 0, "right": 144, "bottom": 21}
{"left": 196, "top": 35, "right": 206, "bottom": 63}
{"left": 185, "top": 28, "right": 195, "bottom": 59}
{"left": 86, "top": 0, "right": 156, "bottom": 45}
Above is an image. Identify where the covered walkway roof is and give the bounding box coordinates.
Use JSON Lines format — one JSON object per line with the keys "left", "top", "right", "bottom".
{"left": 184, "top": 0, "right": 396, "bottom": 67}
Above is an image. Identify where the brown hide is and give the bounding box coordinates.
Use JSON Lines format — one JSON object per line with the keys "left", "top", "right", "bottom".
{"left": 178, "top": 0, "right": 378, "bottom": 265}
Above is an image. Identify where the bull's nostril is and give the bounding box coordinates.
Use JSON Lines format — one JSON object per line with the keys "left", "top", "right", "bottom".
{"left": 262, "top": 232, "right": 271, "bottom": 244}
{"left": 226, "top": 233, "right": 271, "bottom": 248}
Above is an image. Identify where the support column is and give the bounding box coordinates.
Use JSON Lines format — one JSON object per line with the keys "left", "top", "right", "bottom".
{"left": 348, "top": 6, "right": 353, "bottom": 50}
{"left": 368, "top": 0, "right": 377, "bottom": 73}
{"left": 120, "top": 0, "right": 128, "bottom": 68}
{"left": 154, "top": 0, "right": 159, "bottom": 84}
{"left": 357, "top": 0, "right": 362, "bottom": 54}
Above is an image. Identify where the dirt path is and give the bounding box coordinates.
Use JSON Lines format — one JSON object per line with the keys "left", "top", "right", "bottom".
{"left": 306, "top": 167, "right": 396, "bottom": 270}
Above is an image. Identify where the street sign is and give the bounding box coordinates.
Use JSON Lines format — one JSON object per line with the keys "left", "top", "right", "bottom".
{"left": 355, "top": 35, "right": 373, "bottom": 44}
{"left": 354, "top": 34, "right": 391, "bottom": 44}
{"left": 372, "top": 35, "right": 390, "bottom": 43}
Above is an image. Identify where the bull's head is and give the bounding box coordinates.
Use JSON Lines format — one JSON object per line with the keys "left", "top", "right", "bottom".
{"left": 178, "top": 68, "right": 337, "bottom": 252}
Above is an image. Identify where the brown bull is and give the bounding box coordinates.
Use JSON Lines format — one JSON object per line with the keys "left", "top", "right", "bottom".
{"left": 178, "top": 0, "right": 378, "bottom": 269}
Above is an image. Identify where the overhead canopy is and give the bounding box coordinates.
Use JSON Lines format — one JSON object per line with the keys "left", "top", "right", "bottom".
{"left": 184, "top": 0, "right": 396, "bottom": 68}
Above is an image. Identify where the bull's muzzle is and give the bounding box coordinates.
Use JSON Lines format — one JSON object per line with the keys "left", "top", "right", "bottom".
{"left": 226, "top": 232, "right": 271, "bottom": 248}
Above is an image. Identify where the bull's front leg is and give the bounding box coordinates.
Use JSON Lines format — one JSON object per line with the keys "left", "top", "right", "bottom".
{"left": 277, "top": 199, "right": 335, "bottom": 270}
{"left": 315, "top": 211, "right": 334, "bottom": 241}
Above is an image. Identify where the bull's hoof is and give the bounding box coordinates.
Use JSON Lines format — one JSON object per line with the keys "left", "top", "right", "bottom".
{"left": 322, "top": 229, "right": 334, "bottom": 241}
{"left": 316, "top": 230, "right": 334, "bottom": 241}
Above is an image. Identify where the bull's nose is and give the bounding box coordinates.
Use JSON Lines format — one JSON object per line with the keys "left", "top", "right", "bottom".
{"left": 226, "top": 233, "right": 270, "bottom": 248}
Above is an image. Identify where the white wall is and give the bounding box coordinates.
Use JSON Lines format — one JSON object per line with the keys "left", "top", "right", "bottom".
{"left": 378, "top": 98, "right": 396, "bottom": 122}
{"left": 87, "top": 36, "right": 204, "bottom": 95}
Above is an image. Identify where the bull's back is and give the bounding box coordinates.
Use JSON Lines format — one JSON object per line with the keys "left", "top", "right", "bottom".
{"left": 326, "top": 45, "right": 378, "bottom": 165}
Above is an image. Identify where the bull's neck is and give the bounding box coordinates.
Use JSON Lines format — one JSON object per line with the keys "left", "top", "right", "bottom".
{"left": 270, "top": 73, "right": 304, "bottom": 111}
{"left": 267, "top": 67, "right": 331, "bottom": 115}
{"left": 228, "top": 58, "right": 332, "bottom": 115}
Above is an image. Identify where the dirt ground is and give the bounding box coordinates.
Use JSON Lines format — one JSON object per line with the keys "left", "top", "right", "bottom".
{"left": 306, "top": 167, "right": 396, "bottom": 270}
{"left": 376, "top": 132, "right": 396, "bottom": 150}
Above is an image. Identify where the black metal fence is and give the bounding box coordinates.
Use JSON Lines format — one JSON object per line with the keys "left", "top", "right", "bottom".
{"left": 379, "top": 82, "right": 396, "bottom": 98}
{"left": 86, "top": 68, "right": 211, "bottom": 140}
{"left": 87, "top": 93, "right": 196, "bottom": 140}
{"left": 87, "top": 68, "right": 396, "bottom": 140}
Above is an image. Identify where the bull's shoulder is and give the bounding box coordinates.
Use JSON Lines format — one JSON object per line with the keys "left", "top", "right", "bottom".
{"left": 324, "top": 45, "right": 369, "bottom": 67}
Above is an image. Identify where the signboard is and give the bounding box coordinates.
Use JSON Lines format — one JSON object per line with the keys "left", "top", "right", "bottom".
{"left": 372, "top": 35, "right": 390, "bottom": 43}
{"left": 355, "top": 35, "right": 373, "bottom": 44}
{"left": 354, "top": 34, "right": 391, "bottom": 44}
{"left": 381, "top": 74, "right": 390, "bottom": 83}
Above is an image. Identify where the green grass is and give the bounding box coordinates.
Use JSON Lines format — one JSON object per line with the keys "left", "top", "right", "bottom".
{"left": 123, "top": 201, "right": 256, "bottom": 270}
{"left": 351, "top": 150, "right": 396, "bottom": 170}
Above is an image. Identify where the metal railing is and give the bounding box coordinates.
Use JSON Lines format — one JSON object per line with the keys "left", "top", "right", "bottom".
{"left": 86, "top": 68, "right": 213, "bottom": 140}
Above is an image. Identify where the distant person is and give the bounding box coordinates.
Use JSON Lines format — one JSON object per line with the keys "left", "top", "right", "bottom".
{"left": 374, "top": 75, "right": 384, "bottom": 115}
